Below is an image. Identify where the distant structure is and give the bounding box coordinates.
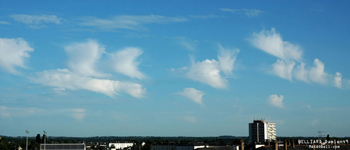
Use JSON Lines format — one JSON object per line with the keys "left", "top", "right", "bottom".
{"left": 248, "top": 119, "right": 276, "bottom": 144}
{"left": 318, "top": 131, "right": 326, "bottom": 138}
{"left": 40, "top": 143, "right": 86, "bottom": 150}
{"left": 106, "top": 142, "right": 134, "bottom": 150}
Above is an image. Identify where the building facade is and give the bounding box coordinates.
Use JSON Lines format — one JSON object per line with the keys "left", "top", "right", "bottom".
{"left": 106, "top": 142, "right": 134, "bottom": 150}
{"left": 248, "top": 119, "right": 276, "bottom": 144}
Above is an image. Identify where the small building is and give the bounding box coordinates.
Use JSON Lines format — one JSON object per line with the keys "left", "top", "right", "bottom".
{"left": 40, "top": 143, "right": 86, "bottom": 150}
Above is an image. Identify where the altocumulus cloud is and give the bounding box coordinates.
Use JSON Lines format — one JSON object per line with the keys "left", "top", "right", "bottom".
{"left": 33, "top": 39, "right": 146, "bottom": 98}
{"left": 65, "top": 39, "right": 107, "bottom": 77}
{"left": 34, "top": 69, "right": 146, "bottom": 98}
{"left": 178, "top": 88, "right": 205, "bottom": 105}
{"left": 250, "top": 28, "right": 302, "bottom": 61}
{"left": 334, "top": 72, "right": 342, "bottom": 89}
{"left": 110, "top": 47, "right": 145, "bottom": 79}
{"left": 0, "top": 38, "right": 33, "bottom": 74}
{"left": 250, "top": 28, "right": 345, "bottom": 88}
{"left": 173, "top": 45, "right": 239, "bottom": 89}
{"left": 268, "top": 95, "right": 284, "bottom": 108}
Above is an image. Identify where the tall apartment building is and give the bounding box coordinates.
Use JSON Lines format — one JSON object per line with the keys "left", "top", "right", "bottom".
{"left": 248, "top": 119, "right": 276, "bottom": 144}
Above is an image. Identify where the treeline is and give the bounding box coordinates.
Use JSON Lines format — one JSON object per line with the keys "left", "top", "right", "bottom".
{"left": 1, "top": 135, "right": 349, "bottom": 150}
{"left": 0, "top": 135, "right": 247, "bottom": 150}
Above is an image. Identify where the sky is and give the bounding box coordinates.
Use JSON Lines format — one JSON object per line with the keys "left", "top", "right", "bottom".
{"left": 0, "top": 1, "right": 350, "bottom": 137}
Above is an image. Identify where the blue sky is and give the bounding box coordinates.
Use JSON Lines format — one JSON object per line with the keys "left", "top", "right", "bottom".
{"left": 0, "top": 1, "right": 350, "bottom": 137}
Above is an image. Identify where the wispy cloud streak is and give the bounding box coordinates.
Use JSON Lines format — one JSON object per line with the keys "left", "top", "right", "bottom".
{"left": 11, "top": 14, "right": 62, "bottom": 28}
{"left": 220, "top": 8, "right": 263, "bottom": 17}
{"left": 79, "top": 15, "right": 187, "bottom": 30}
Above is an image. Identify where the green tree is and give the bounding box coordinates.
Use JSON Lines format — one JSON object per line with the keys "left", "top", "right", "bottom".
{"left": 0, "top": 138, "right": 9, "bottom": 150}
{"left": 28, "top": 143, "right": 38, "bottom": 150}
{"left": 327, "top": 134, "right": 330, "bottom": 141}
{"left": 36, "top": 134, "right": 41, "bottom": 143}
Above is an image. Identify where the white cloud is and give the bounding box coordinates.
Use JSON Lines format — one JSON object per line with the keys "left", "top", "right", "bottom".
{"left": 294, "top": 59, "right": 337, "bottom": 86}
{"left": 0, "top": 38, "right": 33, "bottom": 74}
{"left": 11, "top": 14, "right": 62, "bottom": 28}
{"left": 110, "top": 47, "right": 145, "bottom": 79}
{"left": 271, "top": 59, "right": 295, "bottom": 80}
{"left": 250, "top": 28, "right": 302, "bottom": 61}
{"left": 218, "top": 45, "right": 239, "bottom": 77}
{"left": 308, "top": 59, "right": 328, "bottom": 84}
{"left": 115, "top": 81, "right": 146, "bottom": 98}
{"left": 268, "top": 95, "right": 284, "bottom": 108}
{"left": 334, "top": 72, "right": 342, "bottom": 89}
{"left": 294, "top": 62, "right": 309, "bottom": 82}
{"left": 33, "top": 69, "right": 146, "bottom": 98}
{"left": 251, "top": 28, "right": 346, "bottom": 88}
{"left": 176, "top": 45, "right": 239, "bottom": 88}
{"left": 188, "top": 59, "right": 227, "bottom": 88}
{"left": 220, "top": 8, "right": 263, "bottom": 17}
{"left": 31, "top": 39, "right": 147, "bottom": 98}
{"left": 65, "top": 39, "right": 106, "bottom": 77}
{"left": 71, "top": 109, "right": 86, "bottom": 121}
{"left": 0, "top": 106, "right": 43, "bottom": 118}
{"left": 0, "top": 21, "right": 10, "bottom": 25}
{"left": 79, "top": 15, "right": 187, "bottom": 30}
{"left": 178, "top": 88, "right": 204, "bottom": 104}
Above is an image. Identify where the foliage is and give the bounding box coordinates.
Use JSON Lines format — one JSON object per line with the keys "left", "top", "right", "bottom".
{"left": 0, "top": 138, "right": 9, "bottom": 150}
{"left": 36, "top": 134, "right": 41, "bottom": 143}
